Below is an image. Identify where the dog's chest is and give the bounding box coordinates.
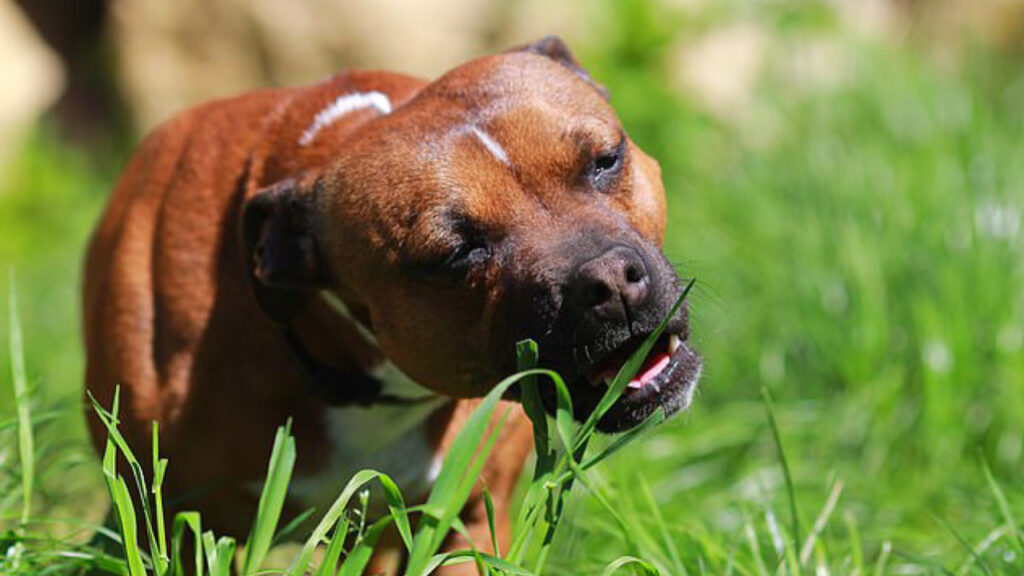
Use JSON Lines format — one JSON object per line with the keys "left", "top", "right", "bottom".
{"left": 288, "top": 366, "right": 449, "bottom": 512}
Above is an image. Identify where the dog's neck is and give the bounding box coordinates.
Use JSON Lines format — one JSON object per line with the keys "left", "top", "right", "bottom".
{"left": 277, "top": 289, "right": 437, "bottom": 406}
{"left": 317, "top": 291, "right": 436, "bottom": 400}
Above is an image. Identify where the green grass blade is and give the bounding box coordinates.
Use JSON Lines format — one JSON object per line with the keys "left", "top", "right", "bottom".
{"left": 582, "top": 409, "right": 665, "bottom": 471}
{"left": 202, "top": 532, "right": 236, "bottom": 576}
{"left": 933, "top": 513, "right": 993, "bottom": 576}
{"left": 798, "top": 478, "right": 843, "bottom": 567}
{"left": 981, "top": 457, "right": 1024, "bottom": 555}
{"left": 8, "top": 270, "right": 34, "bottom": 529}
{"left": 638, "top": 476, "right": 687, "bottom": 576}
{"left": 425, "top": 550, "right": 537, "bottom": 575}
{"left": 88, "top": 389, "right": 161, "bottom": 559}
{"left": 760, "top": 386, "right": 802, "bottom": 550}
{"left": 404, "top": 370, "right": 535, "bottom": 575}
{"left": 289, "top": 469, "right": 408, "bottom": 575}
{"left": 151, "top": 422, "right": 169, "bottom": 575}
{"left": 97, "top": 388, "right": 147, "bottom": 576}
{"left": 338, "top": 516, "right": 394, "bottom": 576}
{"left": 242, "top": 421, "right": 297, "bottom": 575}
{"left": 171, "top": 512, "right": 203, "bottom": 576}
{"left": 516, "top": 340, "right": 552, "bottom": 469}
{"left": 107, "top": 475, "right": 148, "bottom": 576}
{"left": 313, "top": 516, "right": 349, "bottom": 576}
{"left": 600, "top": 556, "right": 662, "bottom": 576}
{"left": 483, "top": 487, "right": 499, "bottom": 557}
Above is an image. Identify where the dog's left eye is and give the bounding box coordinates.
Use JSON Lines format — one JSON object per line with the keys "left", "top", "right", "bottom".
{"left": 589, "top": 136, "right": 626, "bottom": 189}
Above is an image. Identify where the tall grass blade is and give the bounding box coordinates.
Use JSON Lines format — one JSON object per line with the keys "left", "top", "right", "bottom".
{"left": 171, "top": 512, "right": 203, "bottom": 576}
{"left": 289, "top": 469, "right": 409, "bottom": 575}
{"left": 981, "top": 457, "right": 1024, "bottom": 555}
{"left": 338, "top": 516, "right": 394, "bottom": 576}
{"left": 8, "top": 270, "right": 34, "bottom": 529}
{"left": 88, "top": 389, "right": 161, "bottom": 561}
{"left": 242, "top": 421, "right": 297, "bottom": 575}
{"left": 483, "top": 487, "right": 499, "bottom": 557}
{"left": 404, "top": 371, "right": 536, "bottom": 575}
{"left": 934, "top": 513, "right": 993, "bottom": 576}
{"left": 201, "top": 532, "right": 236, "bottom": 576}
{"left": 313, "top": 516, "right": 348, "bottom": 576}
{"left": 760, "top": 386, "right": 802, "bottom": 550}
{"left": 799, "top": 479, "right": 843, "bottom": 566}
{"left": 98, "top": 389, "right": 147, "bottom": 576}
{"left": 151, "top": 422, "right": 169, "bottom": 574}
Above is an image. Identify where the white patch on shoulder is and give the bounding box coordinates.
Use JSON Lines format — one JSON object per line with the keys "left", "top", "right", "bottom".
{"left": 288, "top": 396, "right": 449, "bottom": 512}
{"left": 470, "top": 125, "right": 511, "bottom": 167}
{"left": 299, "top": 91, "right": 392, "bottom": 146}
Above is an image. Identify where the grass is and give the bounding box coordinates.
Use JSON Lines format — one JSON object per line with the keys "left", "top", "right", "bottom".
{"left": 2, "top": 0, "right": 1024, "bottom": 573}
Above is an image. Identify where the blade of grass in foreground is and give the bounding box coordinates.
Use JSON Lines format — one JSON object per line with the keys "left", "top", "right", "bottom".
{"left": 8, "top": 270, "right": 34, "bottom": 528}
{"left": 98, "top": 389, "right": 148, "bottom": 576}
{"left": 760, "top": 385, "right": 802, "bottom": 551}
{"left": 288, "top": 469, "right": 411, "bottom": 576}
{"left": 600, "top": 556, "right": 662, "bottom": 576}
{"left": 241, "top": 420, "right": 296, "bottom": 575}
{"left": 403, "top": 370, "right": 545, "bottom": 576}
{"left": 981, "top": 457, "right": 1024, "bottom": 556}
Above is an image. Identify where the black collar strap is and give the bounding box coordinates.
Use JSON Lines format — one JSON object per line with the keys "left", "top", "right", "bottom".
{"left": 280, "top": 324, "right": 434, "bottom": 407}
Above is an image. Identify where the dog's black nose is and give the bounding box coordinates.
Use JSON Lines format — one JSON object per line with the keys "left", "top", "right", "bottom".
{"left": 568, "top": 246, "right": 650, "bottom": 324}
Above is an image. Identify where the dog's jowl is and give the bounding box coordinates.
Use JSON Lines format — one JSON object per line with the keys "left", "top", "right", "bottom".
{"left": 83, "top": 36, "right": 700, "bottom": 574}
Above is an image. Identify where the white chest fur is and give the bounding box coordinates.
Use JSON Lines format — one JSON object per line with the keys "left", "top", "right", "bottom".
{"left": 289, "top": 391, "right": 449, "bottom": 512}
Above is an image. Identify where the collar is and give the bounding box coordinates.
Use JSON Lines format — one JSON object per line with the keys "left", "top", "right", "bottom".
{"left": 276, "top": 291, "right": 437, "bottom": 407}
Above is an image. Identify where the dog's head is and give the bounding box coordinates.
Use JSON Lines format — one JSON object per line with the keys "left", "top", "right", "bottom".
{"left": 243, "top": 37, "right": 701, "bottom": 432}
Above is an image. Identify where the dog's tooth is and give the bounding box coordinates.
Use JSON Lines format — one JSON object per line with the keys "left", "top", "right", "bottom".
{"left": 669, "top": 334, "right": 681, "bottom": 354}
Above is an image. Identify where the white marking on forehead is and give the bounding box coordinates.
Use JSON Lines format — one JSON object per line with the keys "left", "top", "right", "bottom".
{"left": 470, "top": 125, "right": 511, "bottom": 167}
{"left": 299, "top": 91, "right": 392, "bottom": 146}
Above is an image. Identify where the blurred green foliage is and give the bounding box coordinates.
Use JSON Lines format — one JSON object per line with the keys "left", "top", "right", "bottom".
{"left": 2, "top": 0, "right": 1024, "bottom": 572}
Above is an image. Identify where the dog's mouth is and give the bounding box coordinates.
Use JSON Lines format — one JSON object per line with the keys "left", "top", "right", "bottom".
{"left": 540, "top": 329, "right": 702, "bottom": 433}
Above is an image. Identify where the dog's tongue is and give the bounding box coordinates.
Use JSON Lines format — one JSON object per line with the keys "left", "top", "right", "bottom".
{"left": 628, "top": 350, "right": 671, "bottom": 390}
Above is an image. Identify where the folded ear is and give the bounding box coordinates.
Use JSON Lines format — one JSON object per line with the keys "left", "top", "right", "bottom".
{"left": 511, "top": 35, "right": 610, "bottom": 100}
{"left": 241, "top": 176, "right": 327, "bottom": 322}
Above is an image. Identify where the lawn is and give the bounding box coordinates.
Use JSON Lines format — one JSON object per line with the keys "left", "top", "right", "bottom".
{"left": 2, "top": 1, "right": 1023, "bottom": 574}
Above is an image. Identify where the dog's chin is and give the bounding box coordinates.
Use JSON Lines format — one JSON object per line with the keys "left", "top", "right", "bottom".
{"left": 539, "top": 330, "right": 702, "bottom": 433}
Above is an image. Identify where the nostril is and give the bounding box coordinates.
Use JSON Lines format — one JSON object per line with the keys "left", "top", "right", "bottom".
{"left": 625, "top": 261, "right": 645, "bottom": 284}
{"left": 585, "top": 280, "right": 613, "bottom": 307}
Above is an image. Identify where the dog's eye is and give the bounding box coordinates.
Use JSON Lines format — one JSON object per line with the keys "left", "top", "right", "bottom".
{"left": 441, "top": 240, "right": 491, "bottom": 273}
{"left": 589, "top": 136, "right": 626, "bottom": 189}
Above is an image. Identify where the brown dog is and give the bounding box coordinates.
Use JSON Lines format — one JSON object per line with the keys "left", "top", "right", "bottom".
{"left": 83, "top": 37, "right": 701, "bottom": 573}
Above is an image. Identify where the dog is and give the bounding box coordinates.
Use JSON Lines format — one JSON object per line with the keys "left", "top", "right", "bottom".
{"left": 83, "top": 36, "right": 701, "bottom": 573}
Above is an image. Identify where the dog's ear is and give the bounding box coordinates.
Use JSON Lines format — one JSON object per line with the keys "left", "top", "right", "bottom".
{"left": 241, "top": 176, "right": 327, "bottom": 322}
{"left": 512, "top": 35, "right": 610, "bottom": 100}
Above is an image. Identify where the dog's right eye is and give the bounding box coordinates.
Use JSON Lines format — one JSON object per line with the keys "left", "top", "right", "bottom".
{"left": 406, "top": 216, "right": 493, "bottom": 282}
{"left": 441, "top": 239, "right": 491, "bottom": 273}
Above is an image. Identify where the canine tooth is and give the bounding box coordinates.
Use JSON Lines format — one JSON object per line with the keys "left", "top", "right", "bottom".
{"left": 669, "top": 334, "right": 681, "bottom": 354}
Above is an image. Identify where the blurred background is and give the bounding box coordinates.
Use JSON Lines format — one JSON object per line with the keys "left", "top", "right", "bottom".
{"left": 2, "top": 0, "right": 1024, "bottom": 572}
